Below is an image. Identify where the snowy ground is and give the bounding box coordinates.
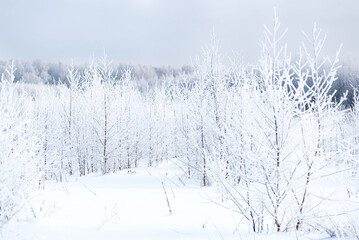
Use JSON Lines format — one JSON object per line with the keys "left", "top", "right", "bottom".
{"left": 2, "top": 161, "right": 332, "bottom": 240}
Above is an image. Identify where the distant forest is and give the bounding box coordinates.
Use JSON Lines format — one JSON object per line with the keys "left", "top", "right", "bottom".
{"left": 0, "top": 59, "right": 193, "bottom": 91}
{"left": 0, "top": 58, "right": 359, "bottom": 108}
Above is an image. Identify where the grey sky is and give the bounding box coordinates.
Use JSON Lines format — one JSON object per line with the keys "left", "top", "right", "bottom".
{"left": 0, "top": 0, "right": 358, "bottom": 66}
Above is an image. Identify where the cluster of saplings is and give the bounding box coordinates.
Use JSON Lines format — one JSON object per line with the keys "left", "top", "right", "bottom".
{"left": 1, "top": 16, "right": 358, "bottom": 237}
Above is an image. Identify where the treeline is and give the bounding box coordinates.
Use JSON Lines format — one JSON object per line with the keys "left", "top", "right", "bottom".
{"left": 1, "top": 57, "right": 359, "bottom": 107}
{"left": 0, "top": 59, "right": 193, "bottom": 91}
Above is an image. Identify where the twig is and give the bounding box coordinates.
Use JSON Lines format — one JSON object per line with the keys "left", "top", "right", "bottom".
{"left": 162, "top": 181, "right": 172, "bottom": 215}
{"left": 78, "top": 180, "right": 97, "bottom": 196}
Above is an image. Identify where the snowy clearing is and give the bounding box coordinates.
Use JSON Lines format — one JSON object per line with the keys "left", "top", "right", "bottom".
{"left": 2, "top": 161, "right": 333, "bottom": 240}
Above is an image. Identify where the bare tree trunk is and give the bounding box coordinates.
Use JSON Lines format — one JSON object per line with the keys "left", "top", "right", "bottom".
{"left": 103, "top": 94, "right": 108, "bottom": 174}
{"left": 274, "top": 112, "right": 281, "bottom": 232}
{"left": 201, "top": 115, "right": 207, "bottom": 186}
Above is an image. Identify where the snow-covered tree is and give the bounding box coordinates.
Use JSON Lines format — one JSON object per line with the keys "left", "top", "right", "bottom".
{"left": 0, "top": 62, "right": 42, "bottom": 226}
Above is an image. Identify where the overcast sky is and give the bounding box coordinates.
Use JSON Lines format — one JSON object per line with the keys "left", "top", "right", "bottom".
{"left": 0, "top": 0, "right": 358, "bottom": 66}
